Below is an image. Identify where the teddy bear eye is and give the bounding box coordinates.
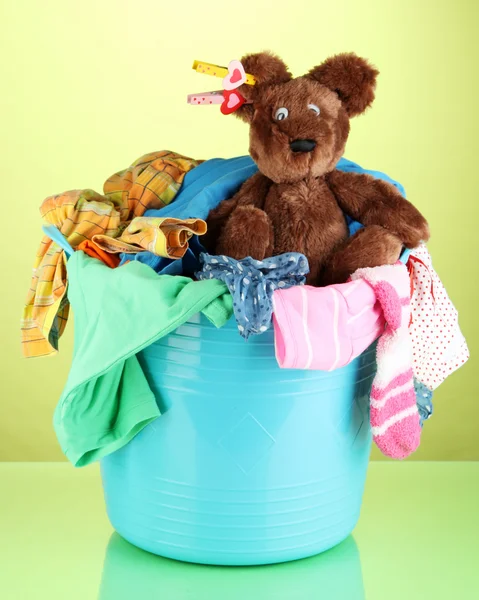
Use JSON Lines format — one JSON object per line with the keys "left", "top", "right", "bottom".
{"left": 275, "top": 107, "right": 289, "bottom": 121}
{"left": 308, "top": 104, "right": 320, "bottom": 115}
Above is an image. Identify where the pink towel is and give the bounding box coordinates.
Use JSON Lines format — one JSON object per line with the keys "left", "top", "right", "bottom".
{"left": 273, "top": 280, "right": 385, "bottom": 371}
{"left": 350, "top": 263, "right": 421, "bottom": 459}
{"left": 273, "top": 262, "right": 421, "bottom": 459}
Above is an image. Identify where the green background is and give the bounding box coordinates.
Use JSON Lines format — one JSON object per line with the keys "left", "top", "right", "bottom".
{"left": 0, "top": 0, "right": 476, "bottom": 461}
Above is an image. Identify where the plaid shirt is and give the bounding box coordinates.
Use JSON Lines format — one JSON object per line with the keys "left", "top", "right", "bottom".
{"left": 92, "top": 217, "right": 206, "bottom": 259}
{"left": 21, "top": 150, "right": 199, "bottom": 358}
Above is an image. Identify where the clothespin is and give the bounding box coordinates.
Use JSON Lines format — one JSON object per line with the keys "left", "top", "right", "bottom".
{"left": 188, "top": 59, "right": 256, "bottom": 115}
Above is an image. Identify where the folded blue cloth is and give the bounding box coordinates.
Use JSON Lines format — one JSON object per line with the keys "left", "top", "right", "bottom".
{"left": 197, "top": 252, "right": 309, "bottom": 339}
{"left": 118, "top": 157, "right": 257, "bottom": 273}
{"left": 119, "top": 156, "right": 408, "bottom": 274}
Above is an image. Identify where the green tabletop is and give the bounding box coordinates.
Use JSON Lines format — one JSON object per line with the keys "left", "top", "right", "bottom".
{"left": 0, "top": 462, "right": 478, "bottom": 599}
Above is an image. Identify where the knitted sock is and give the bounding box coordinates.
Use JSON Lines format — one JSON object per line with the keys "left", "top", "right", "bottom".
{"left": 351, "top": 264, "right": 421, "bottom": 459}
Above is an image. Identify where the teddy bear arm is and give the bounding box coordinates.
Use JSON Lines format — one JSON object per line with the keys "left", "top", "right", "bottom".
{"left": 327, "top": 170, "right": 430, "bottom": 248}
{"left": 216, "top": 206, "right": 274, "bottom": 261}
{"left": 320, "top": 225, "right": 403, "bottom": 286}
{"left": 203, "top": 172, "right": 272, "bottom": 253}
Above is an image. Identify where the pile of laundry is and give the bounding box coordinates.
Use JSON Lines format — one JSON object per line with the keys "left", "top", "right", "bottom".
{"left": 21, "top": 150, "right": 469, "bottom": 466}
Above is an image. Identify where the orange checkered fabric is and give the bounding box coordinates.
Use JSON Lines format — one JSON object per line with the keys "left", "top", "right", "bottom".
{"left": 21, "top": 151, "right": 199, "bottom": 358}
{"left": 92, "top": 217, "right": 207, "bottom": 259}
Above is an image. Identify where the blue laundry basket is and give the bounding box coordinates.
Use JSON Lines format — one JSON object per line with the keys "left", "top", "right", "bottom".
{"left": 100, "top": 313, "right": 375, "bottom": 566}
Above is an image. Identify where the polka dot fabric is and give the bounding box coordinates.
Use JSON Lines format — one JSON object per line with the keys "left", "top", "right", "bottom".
{"left": 408, "top": 244, "right": 469, "bottom": 391}
{"left": 197, "top": 252, "right": 309, "bottom": 339}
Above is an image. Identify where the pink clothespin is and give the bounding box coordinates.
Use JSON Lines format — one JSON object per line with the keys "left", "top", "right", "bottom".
{"left": 188, "top": 59, "right": 254, "bottom": 115}
{"left": 220, "top": 89, "right": 247, "bottom": 115}
{"left": 187, "top": 91, "right": 224, "bottom": 105}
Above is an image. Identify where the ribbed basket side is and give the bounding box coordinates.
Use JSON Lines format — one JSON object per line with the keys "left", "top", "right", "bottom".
{"left": 101, "top": 313, "right": 374, "bottom": 565}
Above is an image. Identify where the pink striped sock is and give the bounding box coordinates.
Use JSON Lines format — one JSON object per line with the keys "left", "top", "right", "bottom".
{"left": 351, "top": 264, "right": 422, "bottom": 459}
{"left": 370, "top": 370, "right": 421, "bottom": 459}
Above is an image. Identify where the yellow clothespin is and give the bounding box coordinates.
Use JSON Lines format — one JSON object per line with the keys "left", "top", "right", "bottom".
{"left": 192, "top": 60, "right": 256, "bottom": 86}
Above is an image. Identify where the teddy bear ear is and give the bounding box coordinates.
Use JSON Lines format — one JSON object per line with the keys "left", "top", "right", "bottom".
{"left": 234, "top": 52, "right": 292, "bottom": 123}
{"left": 306, "top": 53, "right": 379, "bottom": 117}
{"left": 241, "top": 51, "right": 292, "bottom": 86}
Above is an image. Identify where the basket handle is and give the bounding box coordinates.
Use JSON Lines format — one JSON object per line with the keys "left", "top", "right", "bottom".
{"left": 42, "top": 224, "right": 74, "bottom": 258}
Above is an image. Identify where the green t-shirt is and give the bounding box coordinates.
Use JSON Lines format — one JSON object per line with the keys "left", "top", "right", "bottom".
{"left": 54, "top": 252, "right": 232, "bottom": 467}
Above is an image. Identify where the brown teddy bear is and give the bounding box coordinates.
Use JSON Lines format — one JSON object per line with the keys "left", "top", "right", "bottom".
{"left": 204, "top": 52, "right": 430, "bottom": 285}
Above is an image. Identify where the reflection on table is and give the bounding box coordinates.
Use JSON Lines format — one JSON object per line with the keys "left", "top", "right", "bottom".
{"left": 98, "top": 533, "right": 365, "bottom": 600}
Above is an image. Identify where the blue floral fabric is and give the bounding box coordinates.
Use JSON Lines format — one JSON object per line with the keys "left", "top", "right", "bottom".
{"left": 414, "top": 379, "right": 434, "bottom": 426}
{"left": 197, "top": 253, "right": 309, "bottom": 339}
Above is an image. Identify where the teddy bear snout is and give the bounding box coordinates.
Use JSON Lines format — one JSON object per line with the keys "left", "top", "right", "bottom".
{"left": 289, "top": 139, "right": 317, "bottom": 153}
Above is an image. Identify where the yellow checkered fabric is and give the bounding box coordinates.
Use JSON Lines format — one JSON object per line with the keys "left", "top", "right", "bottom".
{"left": 93, "top": 217, "right": 207, "bottom": 259}
{"left": 21, "top": 151, "right": 199, "bottom": 358}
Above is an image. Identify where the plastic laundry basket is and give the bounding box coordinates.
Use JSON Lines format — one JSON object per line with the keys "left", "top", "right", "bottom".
{"left": 100, "top": 313, "right": 375, "bottom": 566}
